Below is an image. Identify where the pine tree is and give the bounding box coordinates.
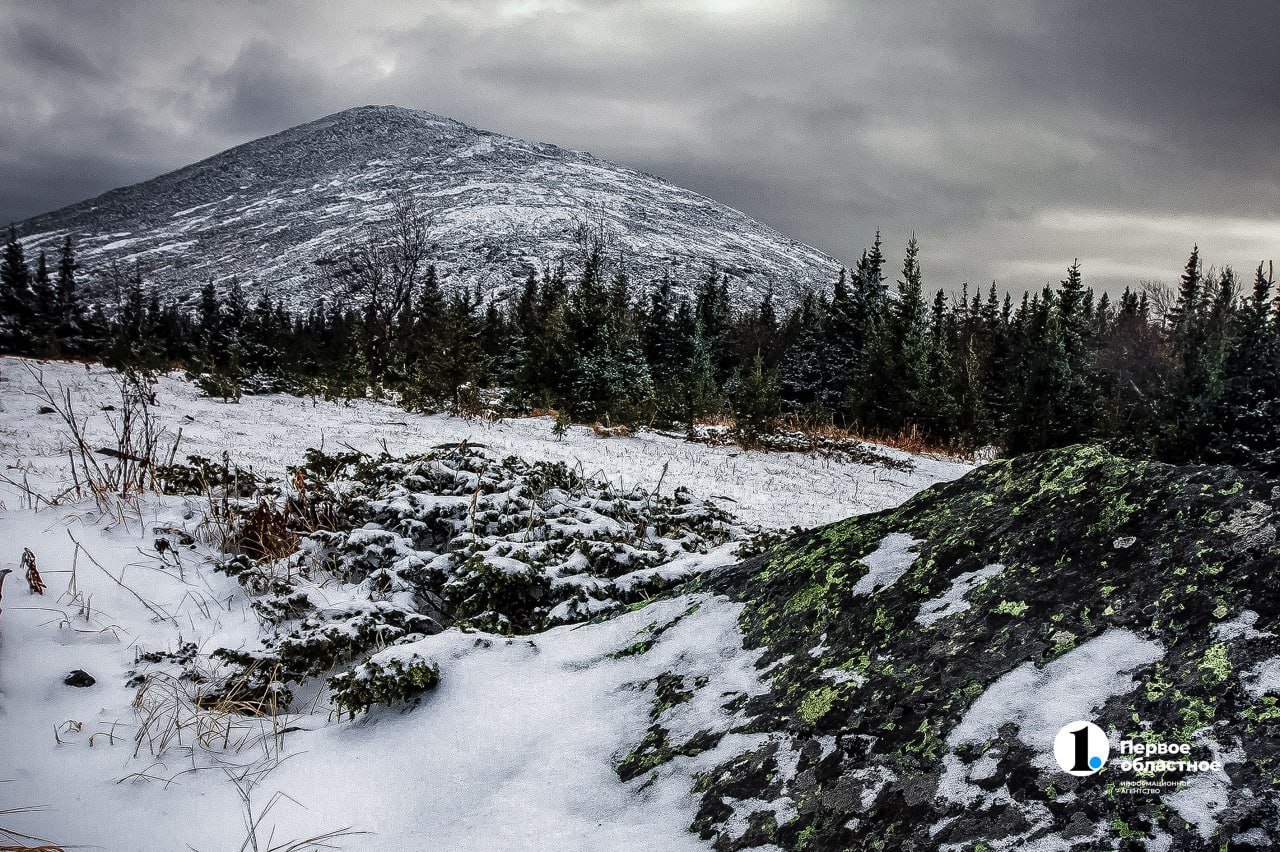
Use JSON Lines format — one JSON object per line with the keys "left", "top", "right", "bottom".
{"left": 857, "top": 234, "right": 929, "bottom": 433}
{"left": 919, "top": 288, "right": 958, "bottom": 439}
{"left": 1160, "top": 250, "right": 1226, "bottom": 462}
{"left": 1210, "top": 264, "right": 1278, "bottom": 468}
{"left": 1054, "top": 260, "right": 1096, "bottom": 437}
{"left": 54, "top": 236, "right": 85, "bottom": 353}
{"left": 30, "top": 251, "right": 57, "bottom": 353}
{"left": 1168, "top": 245, "right": 1202, "bottom": 334}
{"left": 0, "top": 226, "right": 32, "bottom": 352}
{"left": 731, "top": 351, "right": 780, "bottom": 447}
{"left": 780, "top": 291, "right": 829, "bottom": 415}
{"left": 695, "top": 262, "right": 732, "bottom": 379}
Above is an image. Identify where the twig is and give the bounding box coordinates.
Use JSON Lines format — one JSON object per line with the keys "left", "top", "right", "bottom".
{"left": 66, "top": 530, "right": 177, "bottom": 626}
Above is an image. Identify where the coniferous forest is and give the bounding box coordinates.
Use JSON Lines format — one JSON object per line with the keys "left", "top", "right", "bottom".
{"left": 1, "top": 218, "right": 1278, "bottom": 474}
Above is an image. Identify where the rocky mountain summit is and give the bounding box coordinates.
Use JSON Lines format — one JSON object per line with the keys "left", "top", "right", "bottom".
{"left": 629, "top": 445, "right": 1280, "bottom": 850}
{"left": 14, "top": 105, "right": 841, "bottom": 307}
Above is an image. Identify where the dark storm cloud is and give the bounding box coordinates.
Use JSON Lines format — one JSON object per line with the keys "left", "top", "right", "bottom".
{"left": 1, "top": 0, "right": 1277, "bottom": 293}
{"left": 1, "top": 21, "right": 103, "bottom": 79}
{"left": 207, "top": 40, "right": 331, "bottom": 136}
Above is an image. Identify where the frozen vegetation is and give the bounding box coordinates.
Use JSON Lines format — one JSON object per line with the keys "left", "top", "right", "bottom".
{"left": 0, "top": 357, "right": 966, "bottom": 850}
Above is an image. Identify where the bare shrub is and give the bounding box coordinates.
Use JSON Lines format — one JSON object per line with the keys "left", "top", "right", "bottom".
{"left": 234, "top": 501, "right": 298, "bottom": 563}
{"left": 20, "top": 362, "right": 181, "bottom": 508}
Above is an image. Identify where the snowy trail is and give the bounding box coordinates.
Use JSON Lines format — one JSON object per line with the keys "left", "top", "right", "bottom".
{"left": 0, "top": 358, "right": 969, "bottom": 850}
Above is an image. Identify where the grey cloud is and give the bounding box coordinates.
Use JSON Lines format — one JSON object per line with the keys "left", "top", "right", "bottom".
{"left": 1, "top": 0, "right": 1277, "bottom": 294}
{"left": 1, "top": 22, "right": 103, "bottom": 79}
{"left": 207, "top": 40, "right": 332, "bottom": 136}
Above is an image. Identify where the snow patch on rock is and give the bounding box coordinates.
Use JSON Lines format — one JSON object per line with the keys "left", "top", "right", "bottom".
{"left": 851, "top": 533, "right": 922, "bottom": 597}
{"left": 915, "top": 563, "right": 1005, "bottom": 626}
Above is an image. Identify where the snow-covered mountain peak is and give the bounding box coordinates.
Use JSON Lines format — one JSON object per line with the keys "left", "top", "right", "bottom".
{"left": 15, "top": 105, "right": 843, "bottom": 307}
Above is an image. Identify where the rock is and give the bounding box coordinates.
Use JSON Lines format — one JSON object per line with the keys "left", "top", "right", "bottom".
{"left": 675, "top": 445, "right": 1280, "bottom": 851}
{"left": 64, "top": 670, "right": 95, "bottom": 688}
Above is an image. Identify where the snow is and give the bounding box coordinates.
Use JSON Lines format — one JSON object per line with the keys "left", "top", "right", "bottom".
{"left": 937, "top": 629, "right": 1163, "bottom": 807}
{"left": 946, "top": 628, "right": 1163, "bottom": 751}
{"left": 0, "top": 358, "right": 969, "bottom": 530}
{"left": 0, "top": 358, "right": 968, "bottom": 849}
{"left": 915, "top": 563, "right": 1005, "bottom": 626}
{"left": 260, "top": 594, "right": 759, "bottom": 852}
{"left": 1213, "top": 608, "right": 1273, "bottom": 642}
{"left": 1163, "top": 741, "right": 1242, "bottom": 840}
{"left": 850, "top": 533, "right": 922, "bottom": 596}
{"left": 1241, "top": 656, "right": 1280, "bottom": 699}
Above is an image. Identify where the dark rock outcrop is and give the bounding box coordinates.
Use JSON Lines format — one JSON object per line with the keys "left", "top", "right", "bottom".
{"left": 649, "top": 445, "right": 1280, "bottom": 850}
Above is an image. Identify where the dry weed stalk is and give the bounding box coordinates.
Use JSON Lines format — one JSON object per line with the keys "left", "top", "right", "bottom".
{"left": 0, "top": 800, "right": 69, "bottom": 852}
{"left": 20, "top": 549, "right": 45, "bottom": 596}
{"left": 20, "top": 361, "right": 182, "bottom": 510}
{"left": 131, "top": 658, "right": 291, "bottom": 764}
{"left": 221, "top": 762, "right": 365, "bottom": 852}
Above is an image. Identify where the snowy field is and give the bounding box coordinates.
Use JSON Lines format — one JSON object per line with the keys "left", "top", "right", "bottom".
{"left": 0, "top": 358, "right": 968, "bottom": 530}
{"left": 0, "top": 357, "right": 969, "bottom": 851}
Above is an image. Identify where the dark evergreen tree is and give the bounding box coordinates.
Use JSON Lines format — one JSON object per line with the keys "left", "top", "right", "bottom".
{"left": 731, "top": 351, "right": 780, "bottom": 447}
{"left": 54, "top": 236, "right": 86, "bottom": 353}
{"left": 0, "top": 226, "right": 32, "bottom": 351}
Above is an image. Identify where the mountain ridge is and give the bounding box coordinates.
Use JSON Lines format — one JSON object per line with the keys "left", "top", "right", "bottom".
{"left": 15, "top": 105, "right": 843, "bottom": 307}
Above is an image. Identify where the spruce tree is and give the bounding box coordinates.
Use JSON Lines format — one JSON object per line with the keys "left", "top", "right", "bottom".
{"left": 54, "top": 236, "right": 85, "bottom": 353}
{"left": 0, "top": 225, "right": 32, "bottom": 352}
{"left": 30, "top": 251, "right": 56, "bottom": 353}
{"left": 731, "top": 351, "right": 780, "bottom": 447}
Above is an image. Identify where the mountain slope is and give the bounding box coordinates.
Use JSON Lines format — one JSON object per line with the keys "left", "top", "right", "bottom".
{"left": 14, "top": 105, "right": 841, "bottom": 306}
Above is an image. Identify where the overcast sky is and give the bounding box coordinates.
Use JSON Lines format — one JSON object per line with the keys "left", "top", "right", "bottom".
{"left": 2, "top": 0, "right": 1278, "bottom": 294}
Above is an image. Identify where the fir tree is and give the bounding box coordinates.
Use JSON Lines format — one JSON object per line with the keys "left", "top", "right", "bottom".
{"left": 731, "top": 351, "right": 780, "bottom": 447}
{"left": 54, "top": 236, "right": 85, "bottom": 352}
{"left": 0, "top": 226, "right": 32, "bottom": 351}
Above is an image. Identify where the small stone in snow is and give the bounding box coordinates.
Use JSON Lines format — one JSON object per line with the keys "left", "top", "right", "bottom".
{"left": 64, "top": 670, "right": 96, "bottom": 688}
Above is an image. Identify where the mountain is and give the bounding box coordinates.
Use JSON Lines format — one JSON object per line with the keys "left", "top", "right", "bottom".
{"left": 14, "top": 105, "right": 842, "bottom": 307}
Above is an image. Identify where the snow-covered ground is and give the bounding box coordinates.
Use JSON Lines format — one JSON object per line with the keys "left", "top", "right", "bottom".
{"left": 0, "top": 358, "right": 967, "bottom": 530}
{"left": 0, "top": 357, "right": 970, "bottom": 851}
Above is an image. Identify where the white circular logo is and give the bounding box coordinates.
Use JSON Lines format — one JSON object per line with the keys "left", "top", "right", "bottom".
{"left": 1053, "top": 720, "right": 1109, "bottom": 775}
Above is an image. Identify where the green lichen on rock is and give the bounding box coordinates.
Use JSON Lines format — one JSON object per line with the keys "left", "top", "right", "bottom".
{"left": 684, "top": 444, "right": 1280, "bottom": 851}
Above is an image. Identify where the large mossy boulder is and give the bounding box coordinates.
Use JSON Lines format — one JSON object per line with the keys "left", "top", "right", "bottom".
{"left": 692, "top": 444, "right": 1280, "bottom": 851}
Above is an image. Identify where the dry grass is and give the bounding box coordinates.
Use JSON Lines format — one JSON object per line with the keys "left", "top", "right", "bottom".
{"left": 846, "top": 423, "right": 967, "bottom": 458}
{"left": 130, "top": 661, "right": 291, "bottom": 764}
{"left": 220, "top": 762, "right": 366, "bottom": 852}
{"left": 590, "top": 422, "right": 631, "bottom": 438}
{"left": 762, "top": 413, "right": 973, "bottom": 459}
{"left": 13, "top": 361, "right": 182, "bottom": 514}
{"left": 225, "top": 767, "right": 363, "bottom": 844}
{"left": 0, "top": 797, "right": 68, "bottom": 852}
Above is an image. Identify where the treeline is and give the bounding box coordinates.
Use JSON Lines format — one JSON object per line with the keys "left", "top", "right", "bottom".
{"left": 1, "top": 220, "right": 1278, "bottom": 472}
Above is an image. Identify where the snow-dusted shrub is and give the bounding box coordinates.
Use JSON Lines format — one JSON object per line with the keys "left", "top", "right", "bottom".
{"left": 329, "top": 650, "right": 440, "bottom": 718}
{"left": 204, "top": 445, "right": 750, "bottom": 716}
{"left": 442, "top": 554, "right": 551, "bottom": 633}
{"left": 156, "top": 453, "right": 260, "bottom": 497}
